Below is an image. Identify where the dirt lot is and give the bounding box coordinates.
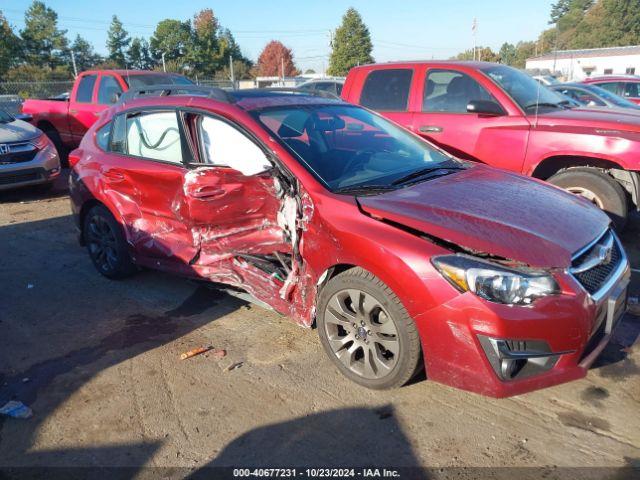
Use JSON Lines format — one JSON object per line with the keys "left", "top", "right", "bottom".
{"left": 0, "top": 171, "right": 639, "bottom": 479}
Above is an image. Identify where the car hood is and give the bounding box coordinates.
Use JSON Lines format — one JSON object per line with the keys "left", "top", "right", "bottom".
{"left": 357, "top": 166, "right": 610, "bottom": 269}
{"left": 0, "top": 119, "right": 40, "bottom": 143}
{"left": 537, "top": 106, "right": 640, "bottom": 132}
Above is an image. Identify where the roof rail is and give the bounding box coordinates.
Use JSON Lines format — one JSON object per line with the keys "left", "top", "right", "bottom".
{"left": 245, "top": 87, "right": 340, "bottom": 99}
{"left": 119, "top": 84, "right": 233, "bottom": 104}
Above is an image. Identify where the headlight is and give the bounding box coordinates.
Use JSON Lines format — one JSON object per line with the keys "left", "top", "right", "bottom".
{"left": 432, "top": 255, "right": 560, "bottom": 305}
{"left": 31, "top": 133, "right": 52, "bottom": 150}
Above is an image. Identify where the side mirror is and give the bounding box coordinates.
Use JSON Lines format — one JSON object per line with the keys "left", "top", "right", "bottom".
{"left": 15, "top": 113, "right": 33, "bottom": 122}
{"left": 109, "top": 92, "right": 121, "bottom": 104}
{"left": 466, "top": 100, "right": 504, "bottom": 116}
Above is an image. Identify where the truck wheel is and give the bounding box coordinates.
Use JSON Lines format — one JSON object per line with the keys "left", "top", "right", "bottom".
{"left": 317, "top": 267, "right": 422, "bottom": 390}
{"left": 548, "top": 168, "right": 628, "bottom": 231}
{"left": 41, "top": 126, "right": 68, "bottom": 167}
{"left": 83, "top": 205, "right": 136, "bottom": 279}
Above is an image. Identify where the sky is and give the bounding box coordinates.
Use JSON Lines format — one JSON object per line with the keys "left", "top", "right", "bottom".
{"left": 3, "top": 0, "right": 556, "bottom": 73}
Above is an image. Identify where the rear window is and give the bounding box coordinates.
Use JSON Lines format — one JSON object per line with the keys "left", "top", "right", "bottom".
{"left": 624, "top": 82, "right": 639, "bottom": 98}
{"left": 125, "top": 74, "right": 193, "bottom": 89}
{"left": 596, "top": 82, "right": 620, "bottom": 94}
{"left": 76, "top": 75, "right": 97, "bottom": 103}
{"left": 359, "top": 69, "right": 413, "bottom": 111}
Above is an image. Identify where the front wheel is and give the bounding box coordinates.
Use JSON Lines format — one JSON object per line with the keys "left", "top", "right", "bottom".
{"left": 548, "top": 168, "right": 628, "bottom": 231}
{"left": 317, "top": 267, "right": 422, "bottom": 390}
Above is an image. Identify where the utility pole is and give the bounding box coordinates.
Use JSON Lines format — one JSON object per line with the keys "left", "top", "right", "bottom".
{"left": 162, "top": 52, "right": 166, "bottom": 72}
{"left": 472, "top": 18, "right": 478, "bottom": 61}
{"left": 229, "top": 55, "right": 235, "bottom": 90}
{"left": 70, "top": 50, "right": 78, "bottom": 78}
{"left": 281, "top": 57, "right": 285, "bottom": 85}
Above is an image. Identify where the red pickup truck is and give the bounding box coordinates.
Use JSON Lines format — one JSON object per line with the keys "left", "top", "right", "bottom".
{"left": 22, "top": 69, "right": 192, "bottom": 162}
{"left": 342, "top": 61, "right": 640, "bottom": 228}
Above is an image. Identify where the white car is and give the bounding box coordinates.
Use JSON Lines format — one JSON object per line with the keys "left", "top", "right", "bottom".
{"left": 0, "top": 110, "right": 61, "bottom": 191}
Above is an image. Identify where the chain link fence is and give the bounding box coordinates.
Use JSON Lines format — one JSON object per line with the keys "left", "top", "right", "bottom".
{"left": 0, "top": 78, "right": 235, "bottom": 115}
{"left": 0, "top": 81, "right": 75, "bottom": 99}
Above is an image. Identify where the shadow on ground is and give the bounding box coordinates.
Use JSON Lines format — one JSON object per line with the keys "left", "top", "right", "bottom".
{"left": 0, "top": 213, "right": 247, "bottom": 469}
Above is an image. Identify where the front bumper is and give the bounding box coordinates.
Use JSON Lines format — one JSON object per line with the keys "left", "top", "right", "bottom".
{"left": 414, "top": 256, "right": 630, "bottom": 398}
{"left": 0, "top": 144, "right": 61, "bottom": 191}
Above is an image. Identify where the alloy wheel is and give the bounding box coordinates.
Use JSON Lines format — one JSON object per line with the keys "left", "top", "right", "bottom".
{"left": 323, "top": 289, "right": 400, "bottom": 379}
{"left": 86, "top": 214, "right": 119, "bottom": 273}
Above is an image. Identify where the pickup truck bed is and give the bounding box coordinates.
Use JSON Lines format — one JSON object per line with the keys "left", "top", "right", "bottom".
{"left": 22, "top": 70, "right": 193, "bottom": 161}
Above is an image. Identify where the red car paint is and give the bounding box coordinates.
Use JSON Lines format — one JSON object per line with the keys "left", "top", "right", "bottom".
{"left": 582, "top": 75, "right": 640, "bottom": 104}
{"left": 69, "top": 91, "right": 629, "bottom": 397}
{"left": 22, "top": 70, "right": 192, "bottom": 150}
{"left": 342, "top": 61, "right": 640, "bottom": 210}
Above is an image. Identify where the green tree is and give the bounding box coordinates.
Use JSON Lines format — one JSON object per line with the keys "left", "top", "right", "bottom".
{"left": 150, "top": 19, "right": 195, "bottom": 70}
{"left": 498, "top": 43, "right": 517, "bottom": 65}
{"left": 107, "top": 15, "right": 130, "bottom": 67}
{"left": 328, "top": 8, "right": 373, "bottom": 76}
{"left": 513, "top": 41, "right": 537, "bottom": 68}
{"left": 127, "top": 37, "right": 153, "bottom": 70}
{"left": 70, "top": 35, "right": 102, "bottom": 72}
{"left": 191, "top": 9, "right": 221, "bottom": 76}
{"left": 215, "top": 59, "right": 254, "bottom": 80}
{"left": 220, "top": 28, "right": 245, "bottom": 62}
{"left": 454, "top": 46, "right": 499, "bottom": 62}
{"left": 20, "top": 1, "right": 69, "bottom": 69}
{"left": 571, "top": 0, "right": 640, "bottom": 48}
{"left": 0, "top": 12, "right": 21, "bottom": 80}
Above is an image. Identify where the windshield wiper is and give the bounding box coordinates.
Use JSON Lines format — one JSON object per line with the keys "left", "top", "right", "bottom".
{"left": 333, "top": 184, "right": 397, "bottom": 195}
{"left": 391, "top": 165, "right": 464, "bottom": 186}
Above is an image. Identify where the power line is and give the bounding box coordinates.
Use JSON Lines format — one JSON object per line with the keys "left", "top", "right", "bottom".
{"left": 4, "top": 8, "right": 331, "bottom": 35}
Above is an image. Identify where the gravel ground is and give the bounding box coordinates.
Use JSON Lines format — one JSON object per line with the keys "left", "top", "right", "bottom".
{"left": 0, "top": 171, "right": 638, "bottom": 479}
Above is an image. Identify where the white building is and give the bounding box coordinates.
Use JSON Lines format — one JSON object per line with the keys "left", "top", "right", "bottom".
{"left": 526, "top": 45, "right": 640, "bottom": 81}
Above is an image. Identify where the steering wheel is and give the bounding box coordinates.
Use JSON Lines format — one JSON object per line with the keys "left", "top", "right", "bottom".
{"left": 341, "top": 149, "right": 376, "bottom": 176}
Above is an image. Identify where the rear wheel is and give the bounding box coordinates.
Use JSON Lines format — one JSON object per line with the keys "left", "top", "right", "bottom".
{"left": 548, "top": 167, "right": 628, "bottom": 231}
{"left": 83, "top": 205, "right": 136, "bottom": 279}
{"left": 317, "top": 267, "right": 422, "bottom": 390}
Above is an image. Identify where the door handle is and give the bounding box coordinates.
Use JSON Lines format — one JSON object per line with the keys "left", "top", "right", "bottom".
{"left": 70, "top": 109, "right": 78, "bottom": 114}
{"left": 190, "top": 186, "right": 226, "bottom": 199}
{"left": 419, "top": 125, "right": 443, "bottom": 133}
{"left": 102, "top": 169, "right": 125, "bottom": 182}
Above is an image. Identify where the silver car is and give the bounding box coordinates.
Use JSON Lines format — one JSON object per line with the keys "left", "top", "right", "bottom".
{"left": 0, "top": 110, "right": 61, "bottom": 191}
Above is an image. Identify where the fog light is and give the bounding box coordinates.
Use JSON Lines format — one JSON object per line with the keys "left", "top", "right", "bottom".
{"left": 478, "top": 336, "right": 574, "bottom": 381}
{"left": 50, "top": 167, "right": 60, "bottom": 174}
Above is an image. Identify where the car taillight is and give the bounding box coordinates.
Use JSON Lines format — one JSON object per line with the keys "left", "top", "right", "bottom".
{"left": 68, "top": 149, "right": 82, "bottom": 168}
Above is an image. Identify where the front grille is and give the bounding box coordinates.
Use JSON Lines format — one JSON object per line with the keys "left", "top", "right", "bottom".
{"left": 0, "top": 169, "right": 42, "bottom": 185}
{"left": 0, "top": 142, "right": 38, "bottom": 164}
{"left": 571, "top": 230, "right": 622, "bottom": 295}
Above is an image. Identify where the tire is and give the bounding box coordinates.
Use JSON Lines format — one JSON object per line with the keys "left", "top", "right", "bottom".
{"left": 41, "top": 126, "right": 68, "bottom": 167}
{"left": 83, "top": 205, "right": 136, "bottom": 279}
{"left": 548, "top": 167, "right": 628, "bottom": 231}
{"left": 316, "top": 267, "right": 422, "bottom": 390}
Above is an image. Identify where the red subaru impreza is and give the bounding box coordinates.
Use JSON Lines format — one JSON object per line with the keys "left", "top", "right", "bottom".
{"left": 69, "top": 86, "right": 630, "bottom": 397}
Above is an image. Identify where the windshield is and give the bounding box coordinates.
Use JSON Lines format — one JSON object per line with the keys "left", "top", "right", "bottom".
{"left": 481, "top": 65, "right": 568, "bottom": 112}
{"left": 256, "top": 104, "right": 462, "bottom": 191}
{"left": 586, "top": 84, "right": 640, "bottom": 108}
{"left": 0, "top": 109, "right": 13, "bottom": 123}
{"left": 125, "top": 74, "right": 194, "bottom": 88}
